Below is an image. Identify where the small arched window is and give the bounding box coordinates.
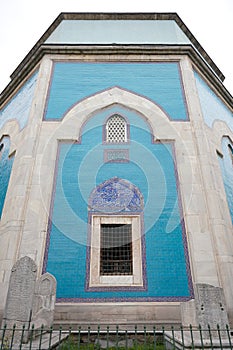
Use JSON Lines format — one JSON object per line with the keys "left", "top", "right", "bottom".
{"left": 0, "top": 143, "right": 3, "bottom": 162}
{"left": 228, "top": 144, "right": 233, "bottom": 165}
{"left": 106, "top": 114, "right": 127, "bottom": 143}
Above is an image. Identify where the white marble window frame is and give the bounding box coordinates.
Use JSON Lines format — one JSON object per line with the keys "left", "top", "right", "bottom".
{"left": 89, "top": 215, "right": 144, "bottom": 287}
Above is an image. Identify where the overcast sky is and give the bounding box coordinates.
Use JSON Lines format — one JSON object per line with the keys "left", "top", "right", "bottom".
{"left": 0, "top": 0, "right": 232, "bottom": 96}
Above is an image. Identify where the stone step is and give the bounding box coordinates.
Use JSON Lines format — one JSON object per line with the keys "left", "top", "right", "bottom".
{"left": 0, "top": 331, "right": 68, "bottom": 350}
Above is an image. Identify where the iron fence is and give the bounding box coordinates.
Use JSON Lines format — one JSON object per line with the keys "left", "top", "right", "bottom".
{"left": 0, "top": 324, "right": 233, "bottom": 350}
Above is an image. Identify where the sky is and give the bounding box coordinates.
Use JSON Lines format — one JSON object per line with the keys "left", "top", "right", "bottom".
{"left": 0, "top": 0, "right": 232, "bottom": 96}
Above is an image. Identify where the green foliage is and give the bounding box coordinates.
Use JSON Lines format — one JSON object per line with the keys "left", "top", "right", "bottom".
{"left": 2, "top": 337, "right": 10, "bottom": 350}
{"left": 60, "top": 344, "right": 165, "bottom": 350}
{"left": 59, "top": 334, "right": 165, "bottom": 350}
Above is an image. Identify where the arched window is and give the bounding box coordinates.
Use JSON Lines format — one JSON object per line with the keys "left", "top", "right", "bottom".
{"left": 218, "top": 137, "right": 233, "bottom": 224}
{"left": 228, "top": 144, "right": 233, "bottom": 165}
{"left": 0, "top": 143, "right": 3, "bottom": 161}
{"left": 0, "top": 137, "right": 14, "bottom": 219}
{"left": 0, "top": 143, "right": 3, "bottom": 152}
{"left": 106, "top": 114, "right": 127, "bottom": 143}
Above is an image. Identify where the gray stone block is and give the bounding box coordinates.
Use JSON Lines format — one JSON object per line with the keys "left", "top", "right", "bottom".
{"left": 181, "top": 283, "right": 229, "bottom": 339}
{"left": 195, "top": 283, "right": 229, "bottom": 338}
{"left": 1, "top": 256, "right": 37, "bottom": 343}
{"left": 31, "top": 272, "right": 57, "bottom": 328}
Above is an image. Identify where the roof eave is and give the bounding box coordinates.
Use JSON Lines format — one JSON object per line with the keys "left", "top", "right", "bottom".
{"left": 0, "top": 44, "right": 232, "bottom": 110}
{"left": 9, "top": 12, "right": 225, "bottom": 82}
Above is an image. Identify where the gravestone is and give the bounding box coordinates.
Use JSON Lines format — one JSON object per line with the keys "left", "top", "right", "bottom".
{"left": 31, "top": 272, "right": 57, "bottom": 328}
{"left": 195, "top": 283, "right": 229, "bottom": 338}
{"left": 181, "top": 283, "right": 229, "bottom": 339}
{"left": 1, "top": 256, "right": 37, "bottom": 343}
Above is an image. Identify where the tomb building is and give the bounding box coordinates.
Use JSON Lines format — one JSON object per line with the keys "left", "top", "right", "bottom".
{"left": 0, "top": 13, "right": 232, "bottom": 326}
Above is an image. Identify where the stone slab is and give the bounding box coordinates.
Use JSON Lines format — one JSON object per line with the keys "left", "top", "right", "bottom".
{"left": 1, "top": 256, "right": 37, "bottom": 343}
{"left": 31, "top": 272, "right": 56, "bottom": 329}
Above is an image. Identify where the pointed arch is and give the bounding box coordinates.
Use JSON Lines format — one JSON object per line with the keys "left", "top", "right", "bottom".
{"left": 218, "top": 136, "right": 233, "bottom": 223}
{"left": 0, "top": 135, "right": 15, "bottom": 219}
{"left": 89, "top": 177, "right": 144, "bottom": 213}
{"left": 61, "top": 86, "right": 171, "bottom": 142}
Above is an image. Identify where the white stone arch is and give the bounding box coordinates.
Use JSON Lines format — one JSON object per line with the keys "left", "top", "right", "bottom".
{"left": 0, "top": 120, "right": 20, "bottom": 156}
{"left": 212, "top": 120, "right": 233, "bottom": 152}
{"left": 38, "top": 86, "right": 195, "bottom": 273}
{"left": 0, "top": 131, "right": 16, "bottom": 224}
{"left": 39, "top": 86, "right": 194, "bottom": 244}
{"left": 54, "top": 86, "right": 177, "bottom": 142}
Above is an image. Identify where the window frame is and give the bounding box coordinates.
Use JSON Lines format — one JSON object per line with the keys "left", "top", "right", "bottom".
{"left": 87, "top": 215, "right": 145, "bottom": 289}
{"left": 103, "top": 114, "right": 129, "bottom": 144}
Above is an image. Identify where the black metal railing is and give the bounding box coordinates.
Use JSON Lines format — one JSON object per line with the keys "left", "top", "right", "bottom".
{"left": 0, "top": 324, "right": 233, "bottom": 349}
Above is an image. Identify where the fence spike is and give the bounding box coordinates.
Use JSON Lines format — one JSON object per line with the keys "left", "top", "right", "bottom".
{"left": 1, "top": 324, "right": 7, "bottom": 350}
{"left": 198, "top": 324, "right": 204, "bottom": 349}
{"left": 19, "top": 324, "right": 26, "bottom": 350}
{"left": 180, "top": 325, "right": 185, "bottom": 350}
{"left": 153, "top": 325, "right": 156, "bottom": 350}
{"left": 78, "top": 325, "right": 81, "bottom": 350}
{"left": 207, "top": 324, "right": 213, "bottom": 348}
{"left": 116, "top": 325, "right": 119, "bottom": 350}
{"left": 9, "top": 324, "right": 16, "bottom": 349}
{"left": 226, "top": 324, "right": 232, "bottom": 349}
{"left": 134, "top": 324, "right": 138, "bottom": 350}
{"left": 144, "top": 325, "right": 147, "bottom": 348}
{"left": 88, "top": 325, "right": 91, "bottom": 350}
{"left": 57, "top": 325, "right": 62, "bottom": 350}
{"left": 189, "top": 324, "right": 195, "bottom": 350}
{"left": 217, "top": 324, "right": 223, "bottom": 350}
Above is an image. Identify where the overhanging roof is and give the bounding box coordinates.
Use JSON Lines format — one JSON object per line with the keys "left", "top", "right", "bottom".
{"left": 11, "top": 12, "right": 225, "bottom": 82}
{"left": 0, "top": 12, "right": 232, "bottom": 107}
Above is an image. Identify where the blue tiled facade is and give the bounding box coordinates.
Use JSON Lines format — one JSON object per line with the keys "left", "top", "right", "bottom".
{"left": 0, "top": 137, "right": 14, "bottom": 218}
{"left": 194, "top": 71, "right": 233, "bottom": 131}
{"left": 218, "top": 137, "right": 233, "bottom": 223}
{"left": 0, "top": 72, "right": 38, "bottom": 131}
{"left": 44, "top": 62, "right": 188, "bottom": 121}
{"left": 195, "top": 71, "right": 233, "bottom": 223}
{"left": 44, "top": 106, "right": 192, "bottom": 301}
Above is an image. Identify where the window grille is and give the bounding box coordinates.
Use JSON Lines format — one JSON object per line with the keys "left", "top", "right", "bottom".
{"left": 106, "top": 115, "right": 127, "bottom": 143}
{"left": 100, "top": 224, "right": 132, "bottom": 275}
